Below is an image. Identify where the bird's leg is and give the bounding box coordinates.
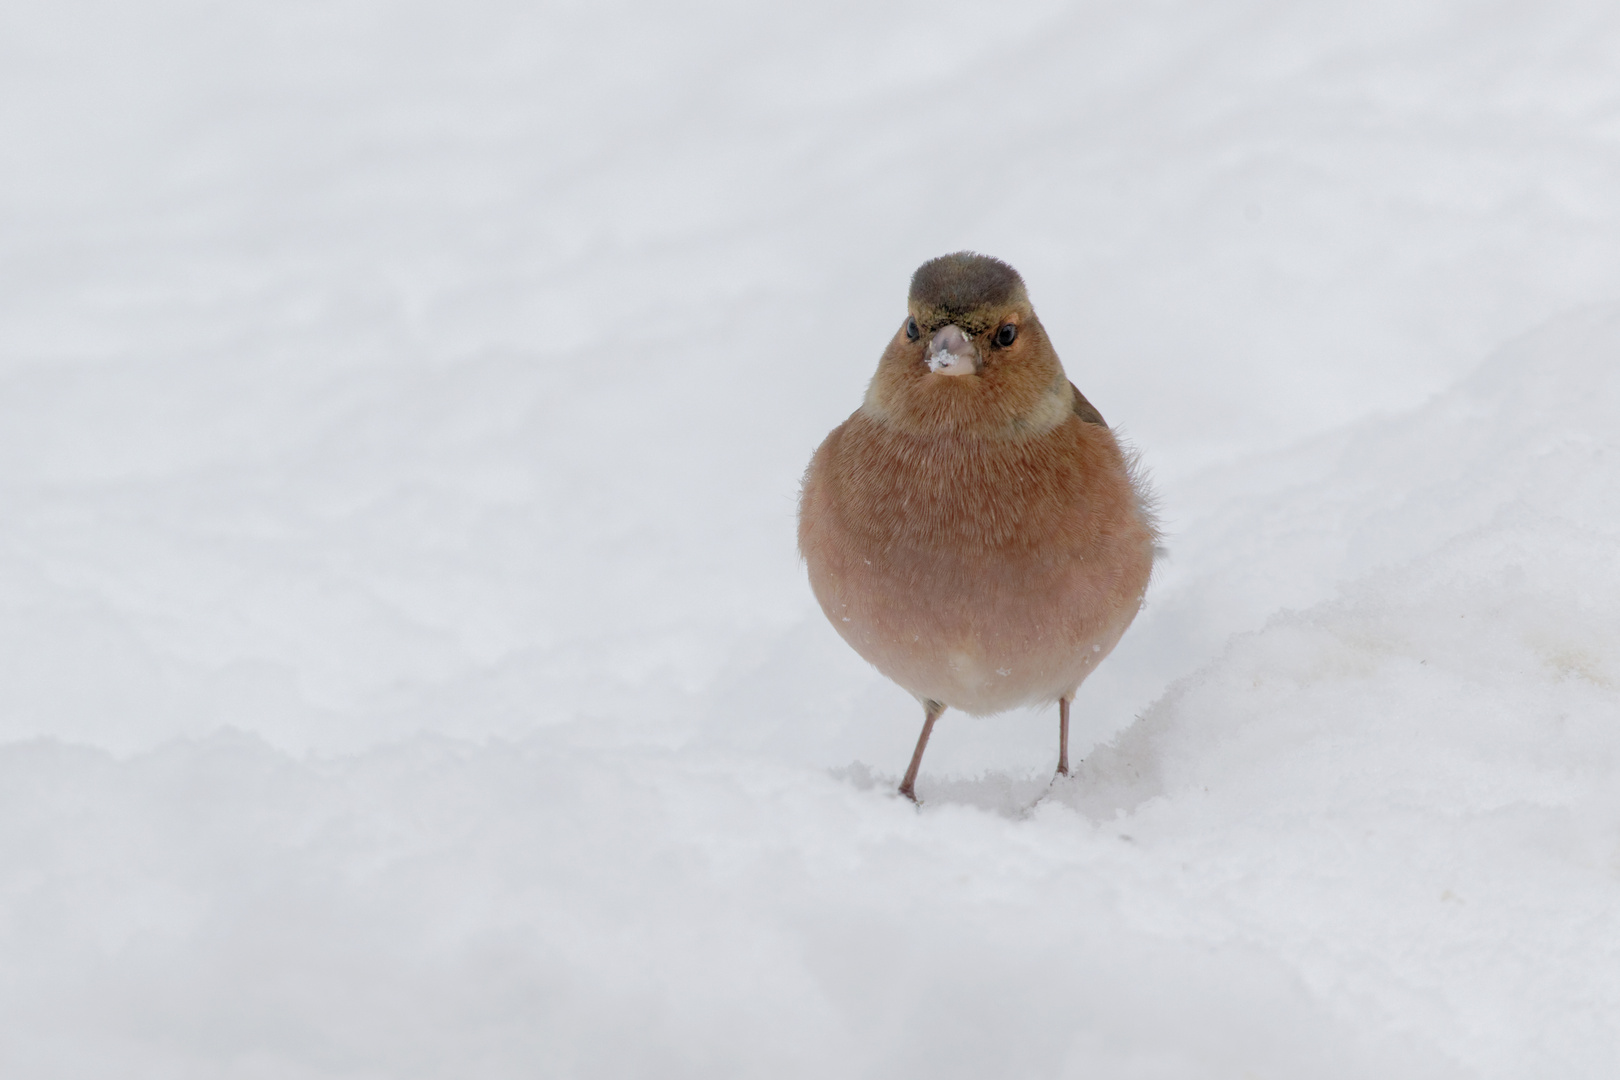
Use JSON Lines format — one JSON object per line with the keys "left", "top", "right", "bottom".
{"left": 899, "top": 700, "right": 945, "bottom": 802}
{"left": 1056, "top": 696, "right": 1072, "bottom": 777}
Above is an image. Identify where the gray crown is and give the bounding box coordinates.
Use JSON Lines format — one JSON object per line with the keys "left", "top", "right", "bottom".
{"left": 908, "top": 252, "right": 1027, "bottom": 314}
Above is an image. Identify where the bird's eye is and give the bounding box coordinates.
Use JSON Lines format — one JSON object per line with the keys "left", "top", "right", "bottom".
{"left": 994, "top": 324, "right": 1018, "bottom": 348}
{"left": 906, "top": 318, "right": 920, "bottom": 342}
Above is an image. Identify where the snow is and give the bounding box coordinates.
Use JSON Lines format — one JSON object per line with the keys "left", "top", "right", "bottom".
{"left": 4, "top": 0, "right": 1620, "bottom": 1075}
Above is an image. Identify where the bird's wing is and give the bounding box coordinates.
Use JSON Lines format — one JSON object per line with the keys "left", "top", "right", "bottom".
{"left": 1069, "top": 381, "right": 1107, "bottom": 426}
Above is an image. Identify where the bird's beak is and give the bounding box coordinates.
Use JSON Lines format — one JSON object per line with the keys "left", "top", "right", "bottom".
{"left": 925, "top": 324, "right": 979, "bottom": 376}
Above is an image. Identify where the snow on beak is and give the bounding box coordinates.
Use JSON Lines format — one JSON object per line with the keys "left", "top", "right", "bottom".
{"left": 926, "top": 324, "right": 979, "bottom": 376}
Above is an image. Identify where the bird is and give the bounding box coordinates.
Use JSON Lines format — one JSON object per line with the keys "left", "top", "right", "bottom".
{"left": 798, "top": 252, "right": 1157, "bottom": 801}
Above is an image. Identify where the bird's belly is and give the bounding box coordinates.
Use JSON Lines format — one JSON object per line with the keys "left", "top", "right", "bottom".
{"left": 808, "top": 543, "right": 1148, "bottom": 715}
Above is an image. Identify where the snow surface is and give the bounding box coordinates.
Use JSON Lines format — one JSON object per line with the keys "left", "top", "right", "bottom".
{"left": 4, "top": 0, "right": 1620, "bottom": 1075}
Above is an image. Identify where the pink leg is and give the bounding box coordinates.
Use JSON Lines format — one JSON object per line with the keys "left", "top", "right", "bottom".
{"left": 1057, "top": 697, "right": 1072, "bottom": 777}
{"left": 899, "top": 700, "right": 945, "bottom": 802}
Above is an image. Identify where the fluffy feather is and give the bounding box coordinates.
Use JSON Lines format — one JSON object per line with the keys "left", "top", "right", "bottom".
{"left": 799, "top": 252, "right": 1157, "bottom": 795}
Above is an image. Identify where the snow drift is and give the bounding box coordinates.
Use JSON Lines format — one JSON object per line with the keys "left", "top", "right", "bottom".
{"left": 4, "top": 0, "right": 1620, "bottom": 1076}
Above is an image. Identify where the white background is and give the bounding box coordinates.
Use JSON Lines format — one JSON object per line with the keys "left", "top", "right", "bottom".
{"left": 3, "top": 1, "right": 1620, "bottom": 1075}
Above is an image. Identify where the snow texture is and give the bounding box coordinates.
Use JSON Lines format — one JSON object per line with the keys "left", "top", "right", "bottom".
{"left": 4, "top": 1, "right": 1620, "bottom": 1076}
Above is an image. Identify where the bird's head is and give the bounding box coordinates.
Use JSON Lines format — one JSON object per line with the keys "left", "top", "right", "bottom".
{"left": 862, "top": 252, "right": 1073, "bottom": 437}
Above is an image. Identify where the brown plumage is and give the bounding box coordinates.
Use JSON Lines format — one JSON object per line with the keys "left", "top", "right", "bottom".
{"left": 798, "top": 252, "right": 1157, "bottom": 801}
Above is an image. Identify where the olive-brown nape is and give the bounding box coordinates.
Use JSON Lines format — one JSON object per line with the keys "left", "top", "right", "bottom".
{"left": 908, "top": 252, "right": 1028, "bottom": 318}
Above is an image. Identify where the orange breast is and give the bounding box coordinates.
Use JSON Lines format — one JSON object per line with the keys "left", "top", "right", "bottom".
{"left": 799, "top": 411, "right": 1155, "bottom": 714}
